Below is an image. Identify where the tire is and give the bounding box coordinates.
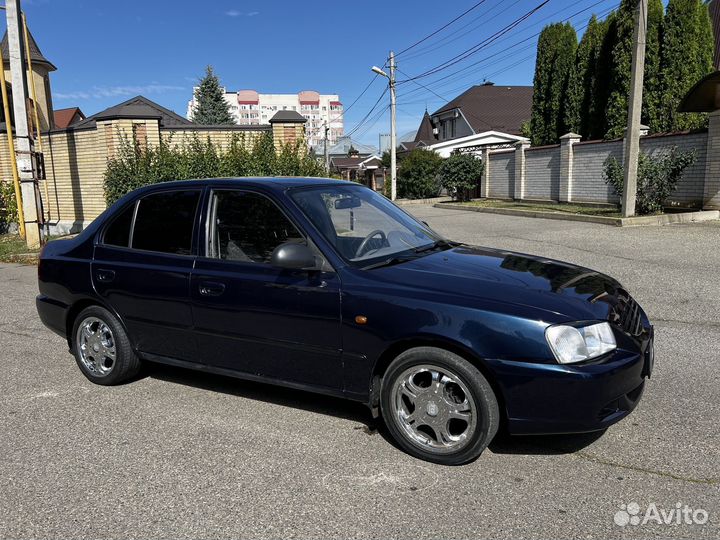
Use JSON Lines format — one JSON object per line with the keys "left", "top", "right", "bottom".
{"left": 380, "top": 347, "right": 499, "bottom": 465}
{"left": 71, "top": 305, "right": 141, "bottom": 386}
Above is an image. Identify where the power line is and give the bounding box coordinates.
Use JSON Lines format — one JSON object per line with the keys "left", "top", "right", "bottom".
{"left": 401, "top": 0, "right": 523, "bottom": 62}
{"left": 305, "top": 73, "right": 380, "bottom": 138}
{"left": 397, "top": 67, "right": 496, "bottom": 130}
{"left": 345, "top": 86, "right": 389, "bottom": 138}
{"left": 395, "top": 0, "right": 490, "bottom": 57}
{"left": 353, "top": 104, "right": 391, "bottom": 141}
{"left": 392, "top": 1, "right": 617, "bottom": 135}
{"left": 396, "top": 0, "right": 616, "bottom": 102}
{"left": 401, "top": 1, "right": 550, "bottom": 82}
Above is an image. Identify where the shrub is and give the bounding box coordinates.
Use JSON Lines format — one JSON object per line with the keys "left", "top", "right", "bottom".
{"left": 438, "top": 153, "right": 484, "bottom": 201}
{"left": 0, "top": 180, "right": 18, "bottom": 229}
{"left": 397, "top": 148, "right": 443, "bottom": 199}
{"left": 603, "top": 146, "right": 697, "bottom": 215}
{"left": 104, "top": 131, "right": 324, "bottom": 205}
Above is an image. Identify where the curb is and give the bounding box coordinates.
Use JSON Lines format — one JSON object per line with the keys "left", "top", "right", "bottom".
{"left": 395, "top": 197, "right": 452, "bottom": 206}
{"left": 434, "top": 203, "right": 720, "bottom": 227}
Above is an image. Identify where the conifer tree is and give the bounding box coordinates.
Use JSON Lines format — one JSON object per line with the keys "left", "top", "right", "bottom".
{"left": 643, "top": 0, "right": 665, "bottom": 133}
{"left": 530, "top": 23, "right": 578, "bottom": 145}
{"left": 588, "top": 14, "right": 614, "bottom": 140}
{"left": 658, "top": 0, "right": 714, "bottom": 131}
{"left": 604, "top": 0, "right": 664, "bottom": 138}
{"left": 191, "top": 66, "right": 235, "bottom": 125}
{"left": 564, "top": 15, "right": 604, "bottom": 137}
{"left": 604, "top": 0, "right": 641, "bottom": 139}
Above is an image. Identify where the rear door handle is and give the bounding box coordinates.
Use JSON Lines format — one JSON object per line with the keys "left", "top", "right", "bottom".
{"left": 95, "top": 269, "right": 115, "bottom": 283}
{"left": 198, "top": 281, "right": 226, "bottom": 297}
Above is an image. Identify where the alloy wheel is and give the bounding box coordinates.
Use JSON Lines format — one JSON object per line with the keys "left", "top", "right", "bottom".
{"left": 390, "top": 364, "right": 477, "bottom": 454}
{"left": 76, "top": 316, "right": 116, "bottom": 377}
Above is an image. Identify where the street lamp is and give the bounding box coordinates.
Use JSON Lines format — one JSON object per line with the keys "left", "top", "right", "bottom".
{"left": 370, "top": 52, "right": 396, "bottom": 200}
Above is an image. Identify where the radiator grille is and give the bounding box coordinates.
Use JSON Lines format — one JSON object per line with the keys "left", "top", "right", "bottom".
{"left": 612, "top": 292, "right": 643, "bottom": 336}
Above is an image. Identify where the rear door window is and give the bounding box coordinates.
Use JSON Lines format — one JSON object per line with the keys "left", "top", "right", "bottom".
{"left": 131, "top": 190, "right": 201, "bottom": 255}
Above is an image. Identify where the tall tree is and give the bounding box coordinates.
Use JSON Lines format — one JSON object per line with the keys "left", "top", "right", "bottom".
{"left": 191, "top": 66, "right": 235, "bottom": 125}
{"left": 564, "top": 15, "right": 605, "bottom": 137}
{"left": 643, "top": 0, "right": 665, "bottom": 133}
{"left": 604, "top": 0, "right": 640, "bottom": 139}
{"left": 530, "top": 23, "right": 578, "bottom": 146}
{"left": 658, "top": 0, "right": 714, "bottom": 132}
{"left": 588, "top": 14, "right": 615, "bottom": 140}
{"left": 605, "top": 0, "right": 664, "bottom": 139}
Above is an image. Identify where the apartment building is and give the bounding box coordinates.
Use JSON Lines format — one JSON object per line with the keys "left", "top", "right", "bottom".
{"left": 187, "top": 89, "right": 343, "bottom": 147}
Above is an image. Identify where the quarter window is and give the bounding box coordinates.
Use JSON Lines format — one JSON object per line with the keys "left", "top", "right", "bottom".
{"left": 209, "top": 191, "right": 303, "bottom": 263}
{"left": 103, "top": 202, "right": 135, "bottom": 247}
{"left": 131, "top": 190, "right": 200, "bottom": 255}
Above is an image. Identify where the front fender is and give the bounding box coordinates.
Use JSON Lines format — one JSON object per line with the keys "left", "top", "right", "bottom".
{"left": 340, "top": 276, "right": 553, "bottom": 398}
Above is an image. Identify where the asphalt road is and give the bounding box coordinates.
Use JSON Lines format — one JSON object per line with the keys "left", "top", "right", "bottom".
{"left": 1, "top": 206, "right": 718, "bottom": 539}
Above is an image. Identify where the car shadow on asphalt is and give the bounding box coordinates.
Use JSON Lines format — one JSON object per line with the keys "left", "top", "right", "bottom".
{"left": 489, "top": 430, "right": 606, "bottom": 455}
{"left": 145, "top": 362, "right": 605, "bottom": 457}
{"left": 145, "top": 362, "right": 377, "bottom": 427}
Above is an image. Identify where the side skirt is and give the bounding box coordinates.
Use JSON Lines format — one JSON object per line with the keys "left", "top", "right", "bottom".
{"left": 139, "top": 352, "right": 368, "bottom": 404}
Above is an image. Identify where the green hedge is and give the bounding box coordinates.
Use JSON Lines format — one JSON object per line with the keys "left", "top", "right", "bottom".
{"left": 0, "top": 180, "right": 17, "bottom": 229}
{"left": 397, "top": 148, "right": 443, "bottom": 199}
{"left": 104, "top": 131, "right": 325, "bottom": 205}
{"left": 438, "top": 153, "right": 484, "bottom": 201}
{"left": 603, "top": 146, "right": 696, "bottom": 215}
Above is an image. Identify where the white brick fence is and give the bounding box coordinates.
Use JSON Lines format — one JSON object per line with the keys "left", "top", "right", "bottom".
{"left": 481, "top": 110, "right": 720, "bottom": 209}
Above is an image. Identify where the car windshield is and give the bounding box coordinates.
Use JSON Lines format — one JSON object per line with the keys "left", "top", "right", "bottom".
{"left": 289, "top": 184, "right": 444, "bottom": 267}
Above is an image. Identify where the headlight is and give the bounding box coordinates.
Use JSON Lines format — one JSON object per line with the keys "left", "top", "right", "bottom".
{"left": 545, "top": 322, "right": 616, "bottom": 364}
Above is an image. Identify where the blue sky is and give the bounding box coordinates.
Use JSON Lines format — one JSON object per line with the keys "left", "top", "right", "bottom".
{"left": 22, "top": 0, "right": 622, "bottom": 146}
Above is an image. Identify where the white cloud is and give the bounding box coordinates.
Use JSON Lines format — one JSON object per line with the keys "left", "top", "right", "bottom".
{"left": 225, "top": 9, "right": 259, "bottom": 17}
{"left": 54, "top": 84, "right": 185, "bottom": 100}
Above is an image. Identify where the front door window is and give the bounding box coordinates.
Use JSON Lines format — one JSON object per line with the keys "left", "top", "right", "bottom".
{"left": 208, "top": 191, "right": 304, "bottom": 263}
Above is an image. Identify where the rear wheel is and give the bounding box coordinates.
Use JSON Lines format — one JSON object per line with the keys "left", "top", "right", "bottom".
{"left": 380, "top": 347, "right": 499, "bottom": 465}
{"left": 71, "top": 306, "right": 141, "bottom": 385}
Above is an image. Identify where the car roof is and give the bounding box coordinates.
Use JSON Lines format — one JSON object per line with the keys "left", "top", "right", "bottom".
{"left": 134, "top": 177, "right": 355, "bottom": 193}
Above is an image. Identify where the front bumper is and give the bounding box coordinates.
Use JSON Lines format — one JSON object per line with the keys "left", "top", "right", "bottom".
{"left": 487, "top": 331, "right": 653, "bottom": 435}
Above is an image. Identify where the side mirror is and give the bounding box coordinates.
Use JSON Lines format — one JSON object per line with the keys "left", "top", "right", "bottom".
{"left": 270, "top": 242, "right": 318, "bottom": 270}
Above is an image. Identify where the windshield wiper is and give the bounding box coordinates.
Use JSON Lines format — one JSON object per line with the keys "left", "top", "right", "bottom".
{"left": 414, "top": 239, "right": 456, "bottom": 254}
{"left": 361, "top": 255, "right": 416, "bottom": 270}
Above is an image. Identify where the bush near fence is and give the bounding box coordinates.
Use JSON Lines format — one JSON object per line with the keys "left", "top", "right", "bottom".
{"left": 104, "top": 132, "right": 325, "bottom": 205}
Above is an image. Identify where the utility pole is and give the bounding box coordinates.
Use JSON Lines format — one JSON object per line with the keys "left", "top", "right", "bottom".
{"left": 371, "top": 51, "right": 397, "bottom": 200}
{"left": 6, "top": 0, "right": 43, "bottom": 248}
{"left": 621, "top": 0, "right": 648, "bottom": 218}
{"left": 389, "top": 51, "right": 397, "bottom": 201}
{"left": 323, "top": 122, "right": 330, "bottom": 174}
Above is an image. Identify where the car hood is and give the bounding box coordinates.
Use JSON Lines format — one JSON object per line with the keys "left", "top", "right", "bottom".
{"left": 373, "top": 245, "right": 626, "bottom": 322}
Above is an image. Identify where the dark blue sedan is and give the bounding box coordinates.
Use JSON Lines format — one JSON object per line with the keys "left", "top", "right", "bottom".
{"left": 36, "top": 178, "right": 653, "bottom": 465}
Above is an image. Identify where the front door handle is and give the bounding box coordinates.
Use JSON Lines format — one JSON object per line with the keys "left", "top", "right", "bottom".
{"left": 95, "top": 269, "right": 115, "bottom": 283}
{"left": 198, "top": 281, "right": 226, "bottom": 297}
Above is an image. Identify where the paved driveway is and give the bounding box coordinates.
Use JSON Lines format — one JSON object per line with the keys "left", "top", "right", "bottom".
{"left": 0, "top": 206, "right": 718, "bottom": 539}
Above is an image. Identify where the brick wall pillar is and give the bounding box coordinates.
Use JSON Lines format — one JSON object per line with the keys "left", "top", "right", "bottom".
{"left": 271, "top": 121, "right": 306, "bottom": 148}
{"left": 703, "top": 110, "right": 720, "bottom": 209}
{"left": 513, "top": 140, "right": 530, "bottom": 200}
{"left": 481, "top": 147, "right": 491, "bottom": 198}
{"left": 559, "top": 132, "right": 581, "bottom": 202}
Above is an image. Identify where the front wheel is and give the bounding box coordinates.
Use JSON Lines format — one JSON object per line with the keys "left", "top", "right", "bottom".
{"left": 71, "top": 305, "right": 141, "bottom": 386}
{"left": 380, "top": 347, "right": 499, "bottom": 465}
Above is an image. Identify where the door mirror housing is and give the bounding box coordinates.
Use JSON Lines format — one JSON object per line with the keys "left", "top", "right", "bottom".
{"left": 270, "top": 242, "right": 318, "bottom": 270}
